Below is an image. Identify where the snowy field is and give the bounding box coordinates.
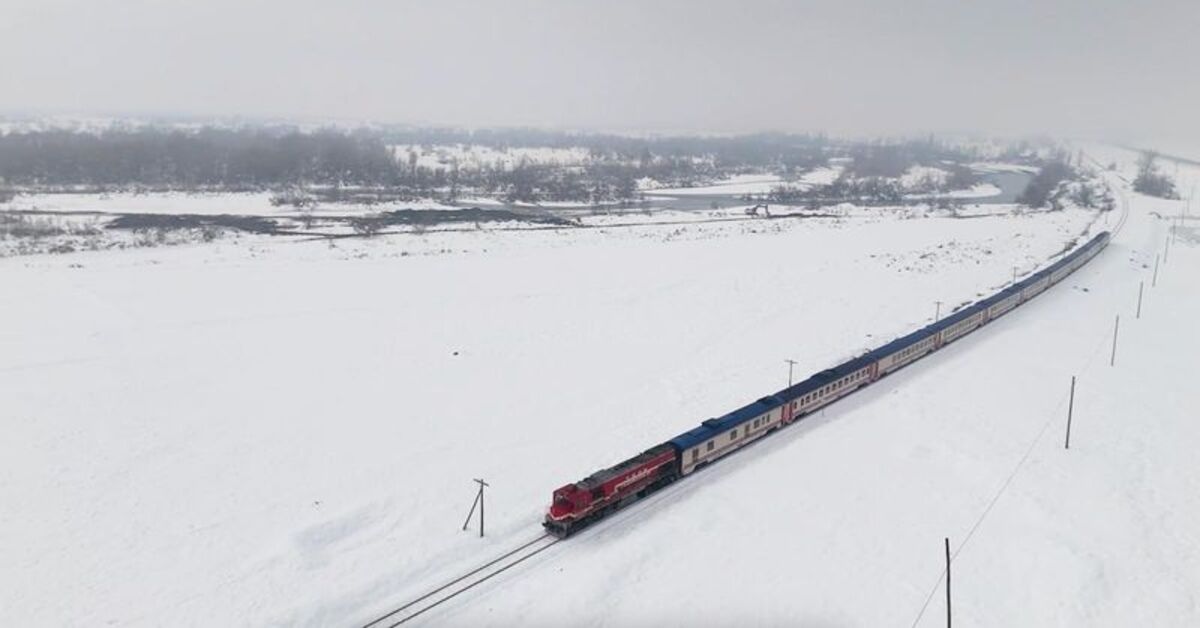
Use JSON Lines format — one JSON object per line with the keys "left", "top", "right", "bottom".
{"left": 644, "top": 167, "right": 844, "bottom": 196}
{"left": 1, "top": 146, "right": 1196, "bottom": 626}
{"left": 1, "top": 191, "right": 461, "bottom": 217}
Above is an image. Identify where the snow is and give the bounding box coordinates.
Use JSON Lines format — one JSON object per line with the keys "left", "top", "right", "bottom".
{"left": 643, "top": 167, "right": 846, "bottom": 197}
{"left": 2, "top": 191, "right": 461, "bottom": 217}
{"left": 900, "top": 165, "right": 950, "bottom": 188}
{"left": 2, "top": 146, "right": 1197, "bottom": 626}
{"left": 798, "top": 165, "right": 844, "bottom": 186}
{"left": 644, "top": 174, "right": 784, "bottom": 196}
{"left": 945, "top": 182, "right": 1003, "bottom": 198}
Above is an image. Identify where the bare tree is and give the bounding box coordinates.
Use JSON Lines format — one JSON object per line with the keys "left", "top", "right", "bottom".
{"left": 1133, "top": 151, "right": 1178, "bottom": 198}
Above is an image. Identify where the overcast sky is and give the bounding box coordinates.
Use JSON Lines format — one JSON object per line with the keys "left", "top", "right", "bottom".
{"left": 2, "top": 0, "right": 1198, "bottom": 144}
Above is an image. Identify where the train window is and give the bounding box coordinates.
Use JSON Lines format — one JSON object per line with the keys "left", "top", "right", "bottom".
{"left": 731, "top": 428, "right": 738, "bottom": 440}
{"left": 691, "top": 449, "right": 698, "bottom": 462}
{"left": 707, "top": 441, "right": 714, "bottom": 452}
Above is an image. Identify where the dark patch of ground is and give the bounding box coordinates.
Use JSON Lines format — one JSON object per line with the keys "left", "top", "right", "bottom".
{"left": 106, "top": 214, "right": 280, "bottom": 234}
{"left": 373, "top": 207, "right": 575, "bottom": 227}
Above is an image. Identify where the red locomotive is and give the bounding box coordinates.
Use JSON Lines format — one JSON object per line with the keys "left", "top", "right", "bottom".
{"left": 544, "top": 444, "right": 679, "bottom": 537}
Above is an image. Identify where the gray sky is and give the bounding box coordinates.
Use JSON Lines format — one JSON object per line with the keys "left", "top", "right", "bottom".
{"left": 3, "top": 0, "right": 1198, "bottom": 143}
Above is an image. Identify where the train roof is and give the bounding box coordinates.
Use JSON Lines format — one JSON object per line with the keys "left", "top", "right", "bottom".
{"left": 669, "top": 424, "right": 714, "bottom": 451}
{"left": 668, "top": 395, "right": 783, "bottom": 450}
{"left": 577, "top": 442, "right": 674, "bottom": 490}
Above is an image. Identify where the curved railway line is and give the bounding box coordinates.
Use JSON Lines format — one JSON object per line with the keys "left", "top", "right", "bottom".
{"left": 357, "top": 198, "right": 1124, "bottom": 626}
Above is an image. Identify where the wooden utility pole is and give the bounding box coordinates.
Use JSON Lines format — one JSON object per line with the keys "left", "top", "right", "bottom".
{"left": 1153, "top": 254, "right": 1160, "bottom": 287}
{"left": 1136, "top": 282, "right": 1144, "bottom": 319}
{"left": 1065, "top": 376, "right": 1076, "bottom": 449}
{"left": 935, "top": 300, "right": 943, "bottom": 322}
{"left": 461, "top": 478, "right": 490, "bottom": 537}
{"left": 1110, "top": 315, "right": 1120, "bottom": 367}
{"left": 945, "top": 537, "right": 952, "bottom": 628}
{"left": 785, "top": 359, "right": 798, "bottom": 387}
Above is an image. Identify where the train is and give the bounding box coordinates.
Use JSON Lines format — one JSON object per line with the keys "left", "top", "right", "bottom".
{"left": 544, "top": 231, "right": 1111, "bottom": 537}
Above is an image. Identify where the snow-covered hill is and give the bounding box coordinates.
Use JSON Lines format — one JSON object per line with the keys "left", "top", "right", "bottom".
{"left": 0, "top": 146, "right": 1195, "bottom": 626}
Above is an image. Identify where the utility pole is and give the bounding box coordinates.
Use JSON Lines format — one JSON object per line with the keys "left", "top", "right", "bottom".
{"left": 1110, "top": 315, "right": 1120, "bottom": 367}
{"left": 935, "top": 300, "right": 943, "bottom": 322}
{"left": 1065, "top": 376, "right": 1076, "bottom": 449}
{"left": 945, "top": 537, "right": 953, "bottom": 628}
{"left": 1136, "top": 282, "right": 1144, "bottom": 319}
{"left": 461, "top": 478, "right": 490, "bottom": 537}
{"left": 785, "top": 358, "right": 798, "bottom": 387}
{"left": 1012, "top": 266, "right": 1018, "bottom": 285}
{"left": 1153, "top": 254, "right": 1160, "bottom": 287}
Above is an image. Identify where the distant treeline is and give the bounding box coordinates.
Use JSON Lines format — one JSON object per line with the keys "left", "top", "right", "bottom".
{"left": 0, "top": 127, "right": 838, "bottom": 203}
{"left": 0, "top": 126, "right": 1039, "bottom": 206}
{"left": 0, "top": 129, "right": 396, "bottom": 187}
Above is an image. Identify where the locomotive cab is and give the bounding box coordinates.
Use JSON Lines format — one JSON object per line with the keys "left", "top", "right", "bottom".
{"left": 547, "top": 484, "right": 591, "bottom": 521}
{"left": 546, "top": 483, "right": 600, "bottom": 537}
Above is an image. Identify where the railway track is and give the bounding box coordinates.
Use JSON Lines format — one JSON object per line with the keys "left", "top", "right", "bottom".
{"left": 360, "top": 534, "right": 562, "bottom": 628}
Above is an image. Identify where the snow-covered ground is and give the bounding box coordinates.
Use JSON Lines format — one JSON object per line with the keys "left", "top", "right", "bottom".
{"left": 900, "top": 164, "right": 950, "bottom": 188}
{"left": 645, "top": 167, "right": 846, "bottom": 196}
{"left": 1, "top": 146, "right": 1196, "bottom": 626}
{"left": 1, "top": 191, "right": 460, "bottom": 217}
{"left": 645, "top": 173, "right": 785, "bottom": 196}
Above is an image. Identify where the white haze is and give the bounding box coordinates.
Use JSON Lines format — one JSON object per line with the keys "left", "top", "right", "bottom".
{"left": 2, "top": 0, "right": 1199, "bottom": 146}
